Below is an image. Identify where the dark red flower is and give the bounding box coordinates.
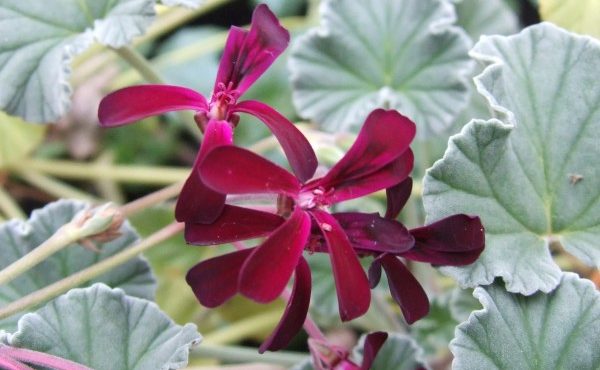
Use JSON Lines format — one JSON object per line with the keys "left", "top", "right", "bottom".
{"left": 185, "top": 109, "right": 416, "bottom": 351}
{"left": 97, "top": 4, "right": 317, "bottom": 223}
{"left": 308, "top": 332, "right": 388, "bottom": 370}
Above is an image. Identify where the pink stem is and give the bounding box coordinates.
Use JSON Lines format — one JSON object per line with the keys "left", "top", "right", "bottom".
{"left": 0, "top": 346, "right": 92, "bottom": 370}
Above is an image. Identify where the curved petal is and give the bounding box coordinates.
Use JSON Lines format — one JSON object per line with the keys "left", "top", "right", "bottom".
{"left": 317, "top": 109, "right": 416, "bottom": 189}
{"left": 185, "top": 205, "right": 285, "bottom": 245}
{"left": 175, "top": 119, "right": 234, "bottom": 223}
{"left": 385, "top": 177, "right": 413, "bottom": 220}
{"left": 404, "top": 215, "right": 485, "bottom": 266}
{"left": 215, "top": 4, "right": 289, "bottom": 95}
{"left": 367, "top": 259, "right": 383, "bottom": 289}
{"left": 239, "top": 207, "right": 310, "bottom": 303}
{"left": 378, "top": 254, "right": 429, "bottom": 324}
{"left": 361, "top": 332, "right": 389, "bottom": 370}
{"left": 200, "top": 146, "right": 301, "bottom": 196}
{"left": 98, "top": 85, "right": 208, "bottom": 127}
{"left": 259, "top": 257, "right": 311, "bottom": 353}
{"left": 311, "top": 210, "right": 371, "bottom": 321}
{"left": 186, "top": 248, "right": 254, "bottom": 308}
{"left": 333, "top": 212, "right": 414, "bottom": 254}
{"left": 320, "top": 150, "right": 413, "bottom": 204}
{"left": 233, "top": 100, "right": 317, "bottom": 182}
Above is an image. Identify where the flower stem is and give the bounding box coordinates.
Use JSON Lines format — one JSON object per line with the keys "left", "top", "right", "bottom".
{"left": 13, "top": 158, "right": 188, "bottom": 185}
{"left": 0, "top": 222, "right": 184, "bottom": 320}
{"left": 120, "top": 182, "right": 183, "bottom": 217}
{"left": 191, "top": 343, "right": 307, "bottom": 366}
{"left": 14, "top": 168, "right": 98, "bottom": 202}
{"left": 203, "top": 310, "right": 284, "bottom": 345}
{"left": 0, "top": 187, "right": 25, "bottom": 220}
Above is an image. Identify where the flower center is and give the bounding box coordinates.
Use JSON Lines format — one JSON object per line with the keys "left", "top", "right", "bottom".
{"left": 209, "top": 82, "right": 240, "bottom": 120}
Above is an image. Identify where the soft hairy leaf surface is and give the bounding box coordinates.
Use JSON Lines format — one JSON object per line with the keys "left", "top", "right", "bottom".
{"left": 0, "top": 0, "right": 155, "bottom": 123}
{"left": 0, "top": 200, "right": 155, "bottom": 331}
{"left": 424, "top": 23, "right": 600, "bottom": 294}
{"left": 0, "top": 112, "right": 45, "bottom": 168}
{"left": 451, "top": 273, "right": 600, "bottom": 370}
{"left": 453, "top": 0, "right": 519, "bottom": 40}
{"left": 289, "top": 0, "right": 472, "bottom": 137}
{"left": 540, "top": 0, "right": 600, "bottom": 39}
{"left": 9, "top": 284, "right": 200, "bottom": 370}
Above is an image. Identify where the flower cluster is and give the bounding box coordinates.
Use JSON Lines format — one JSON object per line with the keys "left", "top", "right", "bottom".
{"left": 98, "top": 3, "right": 485, "bottom": 367}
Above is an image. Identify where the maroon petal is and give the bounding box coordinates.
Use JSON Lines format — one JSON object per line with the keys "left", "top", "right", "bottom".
{"left": 317, "top": 109, "right": 416, "bottom": 189}
{"left": 200, "top": 146, "right": 301, "bottom": 196}
{"left": 378, "top": 254, "right": 429, "bottom": 324}
{"left": 215, "top": 4, "right": 289, "bottom": 95}
{"left": 385, "top": 177, "right": 413, "bottom": 220}
{"left": 186, "top": 248, "right": 253, "bottom": 308}
{"left": 333, "top": 212, "right": 414, "bottom": 254}
{"left": 368, "top": 258, "right": 383, "bottom": 289}
{"left": 175, "top": 119, "right": 234, "bottom": 223}
{"left": 322, "top": 150, "right": 413, "bottom": 204}
{"left": 185, "top": 205, "right": 284, "bottom": 245}
{"left": 404, "top": 215, "right": 485, "bottom": 266}
{"left": 361, "top": 332, "right": 389, "bottom": 370}
{"left": 311, "top": 210, "right": 371, "bottom": 321}
{"left": 233, "top": 100, "right": 317, "bottom": 182}
{"left": 259, "top": 257, "right": 311, "bottom": 353}
{"left": 98, "top": 85, "right": 208, "bottom": 127}
{"left": 239, "top": 208, "right": 310, "bottom": 303}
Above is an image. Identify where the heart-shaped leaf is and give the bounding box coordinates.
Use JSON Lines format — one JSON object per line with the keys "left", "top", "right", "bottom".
{"left": 0, "top": 199, "right": 155, "bottom": 331}
{"left": 451, "top": 273, "right": 600, "bottom": 370}
{"left": 0, "top": 112, "right": 46, "bottom": 169}
{"left": 0, "top": 0, "right": 155, "bottom": 123}
{"left": 540, "top": 0, "right": 600, "bottom": 39}
{"left": 289, "top": 0, "right": 473, "bottom": 137}
{"left": 8, "top": 284, "right": 200, "bottom": 370}
{"left": 423, "top": 23, "right": 600, "bottom": 294}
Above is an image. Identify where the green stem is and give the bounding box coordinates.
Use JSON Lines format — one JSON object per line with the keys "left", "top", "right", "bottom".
{"left": 14, "top": 169, "right": 98, "bottom": 202}
{"left": 0, "top": 222, "right": 184, "bottom": 320}
{"left": 0, "top": 187, "right": 25, "bottom": 220}
{"left": 120, "top": 182, "right": 183, "bottom": 217}
{"left": 14, "top": 158, "right": 189, "bottom": 185}
{"left": 94, "top": 151, "right": 126, "bottom": 204}
{"left": 203, "top": 310, "right": 283, "bottom": 345}
{"left": 191, "top": 344, "right": 307, "bottom": 366}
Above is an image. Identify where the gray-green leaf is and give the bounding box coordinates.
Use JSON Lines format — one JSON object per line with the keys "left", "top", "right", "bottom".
{"left": 0, "top": 0, "right": 155, "bottom": 123}
{"left": 423, "top": 23, "right": 600, "bottom": 294}
{"left": 289, "top": 0, "right": 473, "bottom": 137}
{"left": 0, "top": 199, "right": 155, "bottom": 331}
{"left": 451, "top": 273, "right": 600, "bottom": 370}
{"left": 8, "top": 284, "right": 200, "bottom": 370}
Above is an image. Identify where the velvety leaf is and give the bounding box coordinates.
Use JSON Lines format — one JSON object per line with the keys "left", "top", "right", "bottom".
{"left": 0, "top": 112, "right": 46, "bottom": 169}
{"left": 453, "top": 0, "right": 519, "bottom": 40}
{"left": 451, "top": 273, "right": 600, "bottom": 370}
{"left": 0, "top": 0, "right": 155, "bottom": 123}
{"left": 423, "top": 23, "right": 600, "bottom": 294}
{"left": 289, "top": 0, "right": 472, "bottom": 137}
{"left": 0, "top": 200, "right": 155, "bottom": 331}
{"left": 8, "top": 284, "right": 201, "bottom": 370}
{"left": 160, "top": 0, "right": 205, "bottom": 8}
{"left": 540, "top": 0, "right": 600, "bottom": 39}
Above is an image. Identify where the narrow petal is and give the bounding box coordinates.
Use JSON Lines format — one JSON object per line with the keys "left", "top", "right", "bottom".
{"left": 215, "top": 4, "right": 289, "bottom": 95}
{"left": 259, "top": 257, "right": 311, "bottom": 353}
{"left": 404, "top": 215, "right": 485, "bottom": 266}
{"left": 200, "top": 146, "right": 300, "bottom": 196}
{"left": 239, "top": 208, "right": 310, "bottom": 303}
{"left": 379, "top": 254, "right": 429, "bottom": 324}
{"left": 186, "top": 248, "right": 253, "bottom": 308}
{"left": 368, "top": 258, "right": 383, "bottom": 289}
{"left": 185, "top": 205, "right": 284, "bottom": 245}
{"left": 317, "top": 109, "right": 416, "bottom": 189}
{"left": 233, "top": 100, "right": 317, "bottom": 182}
{"left": 320, "top": 150, "right": 413, "bottom": 204}
{"left": 98, "top": 85, "right": 208, "bottom": 127}
{"left": 385, "top": 177, "right": 413, "bottom": 220}
{"left": 311, "top": 210, "right": 371, "bottom": 321}
{"left": 361, "top": 332, "right": 388, "bottom": 370}
{"left": 175, "top": 119, "right": 234, "bottom": 223}
{"left": 333, "top": 212, "right": 414, "bottom": 254}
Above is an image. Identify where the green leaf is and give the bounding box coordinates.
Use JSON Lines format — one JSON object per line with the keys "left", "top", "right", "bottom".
{"left": 289, "top": 0, "right": 473, "bottom": 137}
{"left": 8, "top": 284, "right": 201, "bottom": 370}
{"left": 0, "top": 199, "right": 155, "bottom": 331}
{"left": 0, "top": 0, "right": 155, "bottom": 123}
{"left": 423, "top": 23, "right": 600, "bottom": 294}
{"left": 540, "top": 0, "right": 600, "bottom": 39}
{"left": 451, "top": 273, "right": 600, "bottom": 370}
{"left": 453, "top": 0, "right": 519, "bottom": 40}
{"left": 0, "top": 111, "right": 46, "bottom": 169}
{"left": 160, "top": 0, "right": 204, "bottom": 8}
